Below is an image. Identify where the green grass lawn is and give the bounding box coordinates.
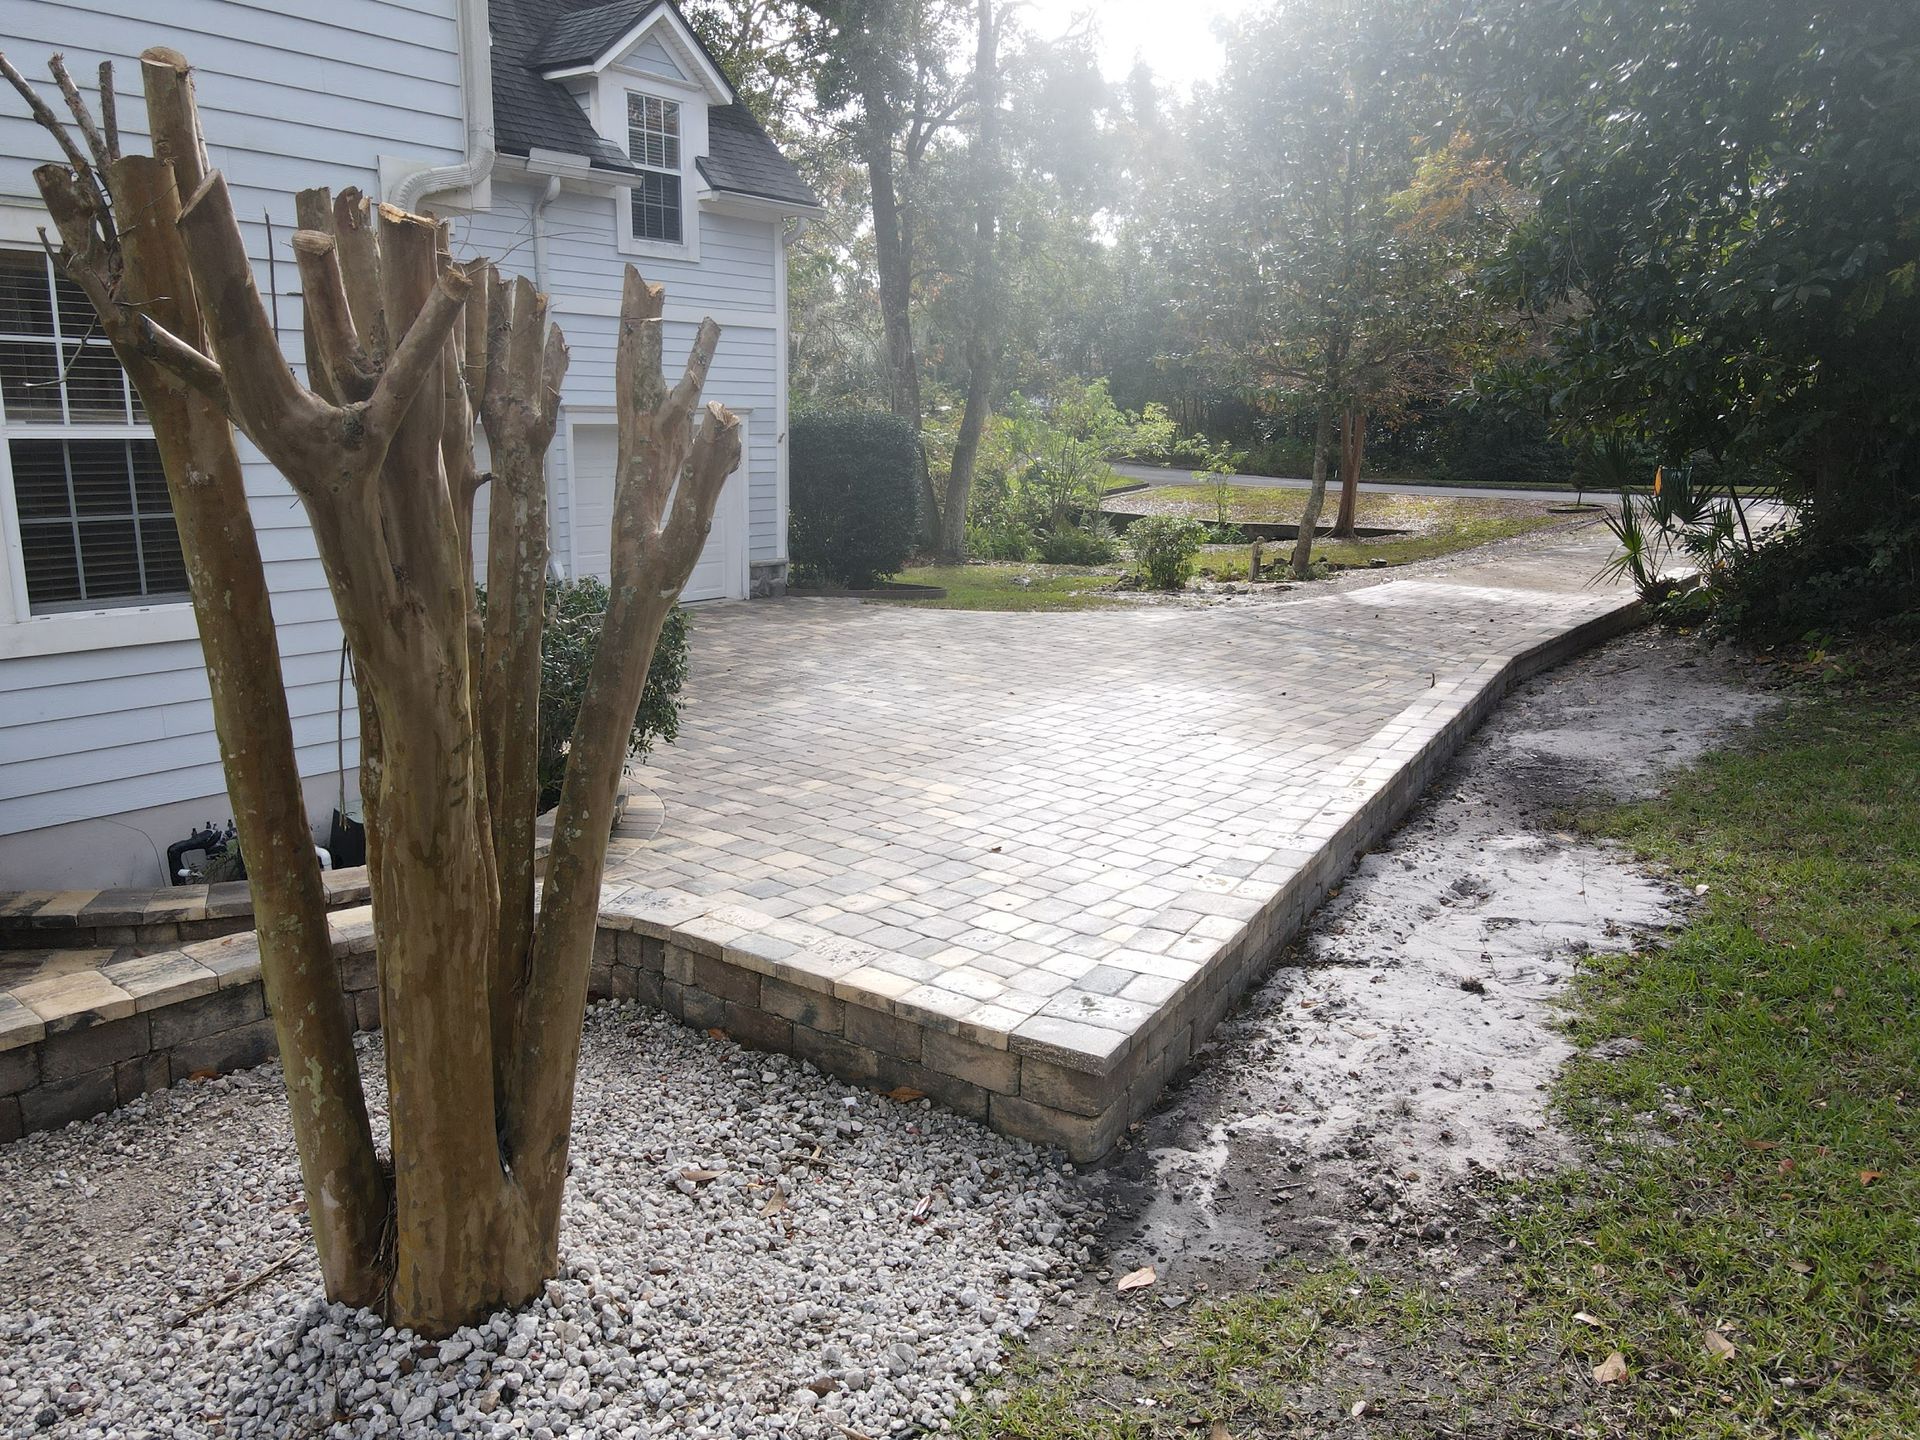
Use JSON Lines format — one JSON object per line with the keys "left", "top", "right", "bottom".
{"left": 882, "top": 563, "right": 1126, "bottom": 611}
{"left": 960, "top": 650, "right": 1920, "bottom": 1439}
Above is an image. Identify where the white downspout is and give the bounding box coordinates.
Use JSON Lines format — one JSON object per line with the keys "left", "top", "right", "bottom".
{"left": 391, "top": 0, "right": 497, "bottom": 212}
{"left": 531, "top": 174, "right": 563, "bottom": 293}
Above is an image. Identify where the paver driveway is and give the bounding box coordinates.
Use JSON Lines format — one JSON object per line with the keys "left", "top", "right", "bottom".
{"left": 597, "top": 528, "right": 1644, "bottom": 1152}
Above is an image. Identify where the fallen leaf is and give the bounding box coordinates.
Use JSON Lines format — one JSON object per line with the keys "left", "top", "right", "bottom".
{"left": 885, "top": 1086, "right": 927, "bottom": 1103}
{"left": 760, "top": 1191, "right": 789, "bottom": 1217}
{"left": 1702, "top": 1330, "right": 1737, "bottom": 1360}
{"left": 679, "top": 1168, "right": 722, "bottom": 1185}
{"left": 1572, "top": 1311, "right": 1603, "bottom": 1329}
{"left": 1208, "top": 1423, "right": 1235, "bottom": 1440}
{"left": 1117, "top": 1265, "right": 1157, "bottom": 1293}
{"left": 1785, "top": 1259, "right": 1813, "bottom": 1275}
{"left": 1778, "top": 1157, "right": 1796, "bottom": 1175}
{"left": 1743, "top": 1139, "right": 1782, "bottom": 1152}
{"left": 706, "top": 1027, "right": 729, "bottom": 1042}
{"left": 1592, "top": 1352, "right": 1629, "bottom": 1385}
{"left": 1859, "top": 1170, "right": 1883, "bottom": 1186}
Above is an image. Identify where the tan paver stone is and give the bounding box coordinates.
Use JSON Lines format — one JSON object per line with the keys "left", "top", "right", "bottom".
{"left": 100, "top": 951, "right": 219, "bottom": 1012}
{"left": 179, "top": 931, "right": 264, "bottom": 987}
{"left": 13, "top": 969, "right": 136, "bottom": 1032}
{"left": 0, "top": 992, "right": 45, "bottom": 1051}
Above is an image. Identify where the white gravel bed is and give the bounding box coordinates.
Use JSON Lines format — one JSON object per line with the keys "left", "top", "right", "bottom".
{"left": 0, "top": 1003, "right": 1097, "bottom": 1438}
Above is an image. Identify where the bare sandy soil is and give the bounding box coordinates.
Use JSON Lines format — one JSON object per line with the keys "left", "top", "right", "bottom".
{"left": 1030, "top": 626, "right": 1772, "bottom": 1411}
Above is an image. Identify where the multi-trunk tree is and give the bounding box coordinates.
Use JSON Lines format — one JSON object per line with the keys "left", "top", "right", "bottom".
{"left": 3, "top": 48, "right": 740, "bottom": 1336}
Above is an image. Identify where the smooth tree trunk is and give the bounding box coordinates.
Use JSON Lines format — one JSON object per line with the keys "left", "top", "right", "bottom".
{"left": 7, "top": 48, "right": 392, "bottom": 1307}
{"left": 1291, "top": 402, "right": 1338, "bottom": 578}
{"left": 1330, "top": 404, "right": 1366, "bottom": 539}
{"left": 12, "top": 46, "right": 741, "bottom": 1338}
{"left": 858, "top": 105, "right": 938, "bottom": 541}
{"left": 939, "top": 0, "right": 1002, "bottom": 563}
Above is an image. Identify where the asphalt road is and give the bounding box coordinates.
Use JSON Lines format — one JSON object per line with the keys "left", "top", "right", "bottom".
{"left": 1110, "top": 460, "right": 1586, "bottom": 505}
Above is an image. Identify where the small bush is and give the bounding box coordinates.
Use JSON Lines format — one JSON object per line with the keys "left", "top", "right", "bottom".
{"left": 535, "top": 578, "right": 689, "bottom": 809}
{"left": 1037, "top": 520, "right": 1120, "bottom": 566}
{"left": 790, "top": 410, "right": 921, "bottom": 588}
{"left": 1129, "top": 515, "right": 1208, "bottom": 590}
{"left": 967, "top": 511, "right": 1038, "bottom": 562}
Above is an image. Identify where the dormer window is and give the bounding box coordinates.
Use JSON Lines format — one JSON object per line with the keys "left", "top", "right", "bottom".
{"left": 627, "top": 93, "right": 683, "bottom": 244}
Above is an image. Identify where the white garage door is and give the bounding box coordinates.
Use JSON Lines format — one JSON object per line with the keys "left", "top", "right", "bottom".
{"left": 568, "top": 418, "right": 746, "bottom": 602}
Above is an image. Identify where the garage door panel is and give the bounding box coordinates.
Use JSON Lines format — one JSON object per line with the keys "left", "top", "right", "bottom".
{"left": 568, "top": 420, "right": 744, "bottom": 601}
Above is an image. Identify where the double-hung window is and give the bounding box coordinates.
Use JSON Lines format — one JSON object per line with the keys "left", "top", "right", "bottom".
{"left": 627, "top": 92, "right": 684, "bottom": 245}
{"left": 0, "top": 249, "right": 184, "bottom": 613}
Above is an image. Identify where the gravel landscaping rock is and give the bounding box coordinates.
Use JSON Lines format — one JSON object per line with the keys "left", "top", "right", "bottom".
{"left": 0, "top": 1004, "right": 1096, "bottom": 1438}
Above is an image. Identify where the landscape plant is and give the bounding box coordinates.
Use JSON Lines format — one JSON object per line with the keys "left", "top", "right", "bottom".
{"left": 531, "top": 582, "right": 690, "bottom": 810}
{"left": 1129, "top": 514, "right": 1208, "bottom": 590}
{"left": 4, "top": 49, "right": 742, "bottom": 1335}
{"left": 790, "top": 408, "right": 921, "bottom": 587}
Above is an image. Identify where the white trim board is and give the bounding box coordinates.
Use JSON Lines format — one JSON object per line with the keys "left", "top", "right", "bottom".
{"left": 547, "top": 294, "right": 779, "bottom": 330}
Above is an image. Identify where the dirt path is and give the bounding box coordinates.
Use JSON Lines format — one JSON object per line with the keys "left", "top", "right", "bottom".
{"left": 1037, "top": 627, "right": 1771, "bottom": 1356}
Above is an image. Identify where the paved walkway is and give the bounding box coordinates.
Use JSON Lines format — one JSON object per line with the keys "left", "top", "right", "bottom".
{"left": 1111, "top": 460, "right": 1580, "bottom": 504}
{"left": 593, "top": 525, "right": 1646, "bottom": 1152}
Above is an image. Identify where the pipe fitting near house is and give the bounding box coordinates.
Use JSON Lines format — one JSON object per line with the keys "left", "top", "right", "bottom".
{"left": 389, "top": 0, "right": 496, "bottom": 213}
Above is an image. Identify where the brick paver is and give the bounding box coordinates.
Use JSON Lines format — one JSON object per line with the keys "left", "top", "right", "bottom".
{"left": 592, "top": 528, "right": 1645, "bottom": 1150}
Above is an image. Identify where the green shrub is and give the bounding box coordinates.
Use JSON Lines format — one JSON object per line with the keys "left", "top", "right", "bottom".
{"left": 1129, "top": 515, "right": 1208, "bottom": 590}
{"left": 790, "top": 410, "right": 921, "bottom": 587}
{"left": 967, "top": 512, "right": 1037, "bottom": 561}
{"left": 535, "top": 578, "right": 689, "bottom": 810}
{"left": 1037, "top": 520, "right": 1120, "bottom": 566}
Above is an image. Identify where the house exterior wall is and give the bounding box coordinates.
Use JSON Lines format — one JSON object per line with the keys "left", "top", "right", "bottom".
{"left": 0, "top": 0, "right": 794, "bottom": 888}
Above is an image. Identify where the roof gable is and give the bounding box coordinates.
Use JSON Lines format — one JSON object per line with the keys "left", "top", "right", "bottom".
{"left": 488, "top": 0, "right": 819, "bottom": 208}
{"left": 534, "top": 1, "right": 733, "bottom": 103}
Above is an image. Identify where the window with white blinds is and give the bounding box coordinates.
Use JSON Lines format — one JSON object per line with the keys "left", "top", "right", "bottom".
{"left": 0, "top": 249, "right": 184, "bottom": 614}
{"left": 627, "top": 92, "right": 684, "bottom": 245}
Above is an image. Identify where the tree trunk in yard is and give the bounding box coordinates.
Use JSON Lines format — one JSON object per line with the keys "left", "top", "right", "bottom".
{"left": 1290, "top": 401, "right": 1338, "bottom": 578}
{"left": 12, "top": 46, "right": 741, "bottom": 1338}
{"left": 859, "top": 107, "right": 937, "bottom": 542}
{"left": 11, "top": 50, "right": 392, "bottom": 1310}
{"left": 939, "top": 0, "right": 1002, "bottom": 564}
{"left": 1330, "top": 404, "right": 1365, "bottom": 539}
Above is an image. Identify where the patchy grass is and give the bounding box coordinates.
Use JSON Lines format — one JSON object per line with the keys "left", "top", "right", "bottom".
{"left": 963, "top": 652, "right": 1919, "bottom": 1439}
{"left": 881, "top": 563, "right": 1125, "bottom": 612}
{"left": 1519, "top": 663, "right": 1920, "bottom": 1437}
{"left": 957, "top": 1263, "right": 1581, "bottom": 1437}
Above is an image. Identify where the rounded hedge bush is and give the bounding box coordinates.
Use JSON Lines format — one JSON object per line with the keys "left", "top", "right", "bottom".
{"left": 1129, "top": 514, "right": 1208, "bottom": 590}
{"left": 790, "top": 410, "right": 921, "bottom": 588}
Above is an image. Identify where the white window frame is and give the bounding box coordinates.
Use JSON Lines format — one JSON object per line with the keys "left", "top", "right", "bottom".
{"left": 625, "top": 91, "right": 686, "bottom": 248}
{"left": 597, "top": 70, "right": 706, "bottom": 263}
{"left": 0, "top": 213, "right": 195, "bottom": 654}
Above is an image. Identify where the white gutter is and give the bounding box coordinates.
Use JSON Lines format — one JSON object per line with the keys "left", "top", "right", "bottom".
{"left": 531, "top": 173, "right": 563, "bottom": 293}
{"left": 390, "top": 0, "right": 497, "bottom": 212}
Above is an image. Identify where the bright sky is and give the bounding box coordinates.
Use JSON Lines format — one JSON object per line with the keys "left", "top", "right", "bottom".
{"left": 1019, "top": 0, "right": 1252, "bottom": 92}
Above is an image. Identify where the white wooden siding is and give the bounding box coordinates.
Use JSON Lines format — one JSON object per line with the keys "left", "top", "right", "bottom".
{"left": 0, "top": 1, "right": 791, "bottom": 856}
{"left": 0, "top": 0, "right": 463, "bottom": 845}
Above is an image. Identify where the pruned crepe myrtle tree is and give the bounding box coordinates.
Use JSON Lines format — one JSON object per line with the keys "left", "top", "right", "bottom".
{"left": 2, "top": 48, "right": 742, "bottom": 1335}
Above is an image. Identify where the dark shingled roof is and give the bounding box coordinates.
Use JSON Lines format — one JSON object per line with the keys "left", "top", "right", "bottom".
{"left": 700, "top": 104, "right": 819, "bottom": 209}
{"left": 530, "top": 0, "right": 664, "bottom": 72}
{"left": 489, "top": 0, "right": 818, "bottom": 207}
{"left": 491, "top": 0, "right": 641, "bottom": 175}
